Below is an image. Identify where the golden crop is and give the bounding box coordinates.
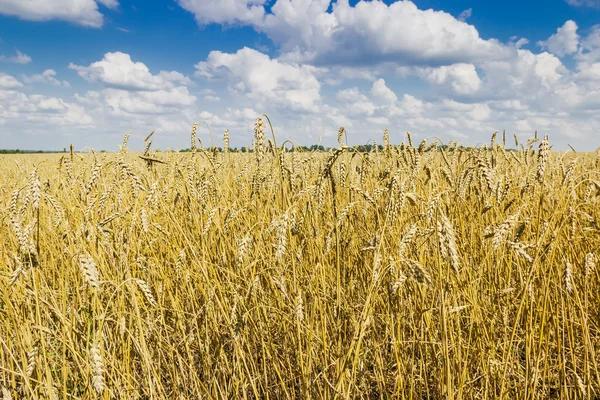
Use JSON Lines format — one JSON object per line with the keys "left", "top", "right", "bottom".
{"left": 0, "top": 123, "right": 599, "bottom": 399}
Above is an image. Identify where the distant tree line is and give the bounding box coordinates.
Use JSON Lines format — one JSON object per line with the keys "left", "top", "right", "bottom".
{"left": 2, "top": 144, "right": 511, "bottom": 155}
{"left": 0, "top": 149, "right": 58, "bottom": 154}
{"left": 177, "top": 143, "right": 485, "bottom": 153}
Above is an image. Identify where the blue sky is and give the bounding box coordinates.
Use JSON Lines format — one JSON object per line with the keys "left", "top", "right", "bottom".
{"left": 1, "top": 0, "right": 600, "bottom": 151}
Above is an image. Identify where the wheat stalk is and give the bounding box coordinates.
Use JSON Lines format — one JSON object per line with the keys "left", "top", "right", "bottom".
{"left": 295, "top": 291, "right": 304, "bottom": 322}
{"left": 135, "top": 279, "right": 157, "bottom": 307}
{"left": 90, "top": 342, "right": 105, "bottom": 394}
{"left": 536, "top": 134, "right": 549, "bottom": 183}
{"left": 565, "top": 261, "right": 573, "bottom": 293}
{"left": 191, "top": 122, "right": 198, "bottom": 154}
{"left": 437, "top": 211, "right": 460, "bottom": 273}
{"left": 223, "top": 129, "right": 230, "bottom": 153}
{"left": 79, "top": 253, "right": 100, "bottom": 288}
{"left": 254, "top": 118, "right": 265, "bottom": 163}
{"left": 26, "top": 342, "right": 38, "bottom": 377}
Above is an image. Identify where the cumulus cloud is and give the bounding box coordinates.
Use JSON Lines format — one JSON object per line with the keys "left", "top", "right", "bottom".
{"left": 69, "top": 52, "right": 191, "bottom": 91}
{"left": 0, "top": 0, "right": 117, "bottom": 27}
{"left": 0, "top": 50, "right": 32, "bottom": 64}
{"left": 480, "top": 49, "right": 569, "bottom": 103}
{"left": 79, "top": 87, "right": 197, "bottom": 115}
{"left": 195, "top": 47, "right": 322, "bottom": 112}
{"left": 371, "top": 79, "right": 398, "bottom": 104}
{"left": 0, "top": 86, "right": 96, "bottom": 150}
{"left": 538, "top": 20, "right": 579, "bottom": 57}
{"left": 441, "top": 99, "right": 491, "bottom": 121}
{"left": 179, "top": 0, "right": 511, "bottom": 67}
{"left": 0, "top": 88, "right": 93, "bottom": 126}
{"left": 67, "top": 52, "right": 198, "bottom": 141}
{"left": 574, "top": 25, "right": 600, "bottom": 81}
{"left": 0, "top": 73, "right": 23, "bottom": 89}
{"left": 509, "top": 36, "right": 529, "bottom": 49}
{"left": 581, "top": 25, "right": 600, "bottom": 53}
{"left": 176, "top": 0, "right": 266, "bottom": 25}
{"left": 391, "top": 94, "right": 429, "bottom": 117}
{"left": 22, "top": 69, "right": 70, "bottom": 86}
{"left": 261, "top": 0, "right": 510, "bottom": 66}
{"left": 335, "top": 87, "right": 376, "bottom": 116}
{"left": 417, "top": 63, "right": 482, "bottom": 95}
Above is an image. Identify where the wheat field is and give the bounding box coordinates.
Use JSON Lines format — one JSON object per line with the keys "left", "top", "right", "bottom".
{"left": 0, "top": 121, "right": 599, "bottom": 399}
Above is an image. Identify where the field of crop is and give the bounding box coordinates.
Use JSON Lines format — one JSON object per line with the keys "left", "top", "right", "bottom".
{"left": 0, "top": 122, "right": 599, "bottom": 399}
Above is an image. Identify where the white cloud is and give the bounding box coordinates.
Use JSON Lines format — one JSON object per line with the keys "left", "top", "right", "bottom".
{"left": 177, "top": 0, "right": 266, "bottom": 25}
{"left": 0, "top": 89, "right": 93, "bottom": 126}
{"left": 510, "top": 36, "right": 529, "bottom": 49}
{"left": 581, "top": 25, "right": 600, "bottom": 52}
{"left": 179, "top": 0, "right": 511, "bottom": 67}
{"left": 260, "top": 0, "right": 510, "bottom": 66}
{"left": 191, "top": 108, "right": 262, "bottom": 137}
{"left": 441, "top": 99, "right": 491, "bottom": 121}
{"left": 0, "top": 0, "right": 117, "bottom": 27}
{"left": 0, "top": 73, "right": 23, "bottom": 89}
{"left": 66, "top": 52, "right": 198, "bottom": 143}
{"left": 515, "top": 38, "right": 529, "bottom": 49}
{"left": 417, "top": 63, "right": 482, "bottom": 95}
{"left": 22, "top": 69, "right": 69, "bottom": 86}
{"left": 538, "top": 20, "right": 579, "bottom": 57}
{"left": 67, "top": 83, "right": 199, "bottom": 151}
{"left": 0, "top": 50, "right": 32, "bottom": 64}
{"left": 474, "top": 49, "right": 570, "bottom": 109}
{"left": 371, "top": 79, "right": 398, "bottom": 104}
{"left": 325, "top": 85, "right": 501, "bottom": 145}
{"left": 335, "top": 87, "right": 376, "bottom": 116}
{"left": 259, "top": 0, "right": 336, "bottom": 54}
{"left": 391, "top": 94, "right": 429, "bottom": 117}
{"left": 574, "top": 25, "right": 600, "bottom": 81}
{"left": 69, "top": 52, "right": 191, "bottom": 91}
{"left": 335, "top": 87, "right": 364, "bottom": 103}
{"left": 458, "top": 8, "right": 472, "bottom": 22}
{"left": 80, "top": 87, "right": 197, "bottom": 115}
{"left": 195, "top": 47, "right": 322, "bottom": 112}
